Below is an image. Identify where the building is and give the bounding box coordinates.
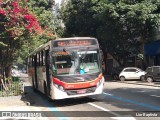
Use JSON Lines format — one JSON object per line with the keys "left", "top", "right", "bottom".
{"left": 144, "top": 40, "right": 160, "bottom": 66}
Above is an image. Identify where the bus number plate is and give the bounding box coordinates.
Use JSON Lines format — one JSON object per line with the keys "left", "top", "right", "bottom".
{"left": 77, "top": 89, "right": 86, "bottom": 94}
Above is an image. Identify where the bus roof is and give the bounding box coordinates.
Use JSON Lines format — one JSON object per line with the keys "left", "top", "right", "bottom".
{"left": 28, "top": 37, "right": 98, "bottom": 57}
{"left": 55, "top": 37, "right": 97, "bottom": 41}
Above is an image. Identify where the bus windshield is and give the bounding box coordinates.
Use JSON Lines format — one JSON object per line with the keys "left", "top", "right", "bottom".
{"left": 52, "top": 50, "right": 100, "bottom": 76}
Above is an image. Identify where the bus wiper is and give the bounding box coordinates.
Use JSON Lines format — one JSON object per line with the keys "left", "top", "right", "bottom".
{"left": 63, "top": 48, "right": 78, "bottom": 61}
{"left": 82, "top": 47, "right": 89, "bottom": 59}
{"left": 63, "top": 48, "right": 70, "bottom": 54}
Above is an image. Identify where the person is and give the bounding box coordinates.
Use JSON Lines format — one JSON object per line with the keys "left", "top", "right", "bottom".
{"left": 69, "top": 59, "right": 79, "bottom": 74}
{"left": 69, "top": 51, "right": 80, "bottom": 74}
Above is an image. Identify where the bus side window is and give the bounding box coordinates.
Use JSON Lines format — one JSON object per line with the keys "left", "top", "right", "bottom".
{"left": 40, "top": 51, "right": 43, "bottom": 66}
{"left": 37, "top": 53, "right": 39, "bottom": 66}
{"left": 39, "top": 52, "right": 41, "bottom": 66}
{"left": 41, "top": 51, "right": 43, "bottom": 66}
{"left": 45, "top": 50, "right": 50, "bottom": 65}
{"left": 28, "top": 57, "right": 32, "bottom": 67}
{"left": 47, "top": 56, "right": 50, "bottom": 65}
{"left": 32, "top": 56, "right": 34, "bottom": 66}
{"left": 43, "top": 50, "right": 45, "bottom": 66}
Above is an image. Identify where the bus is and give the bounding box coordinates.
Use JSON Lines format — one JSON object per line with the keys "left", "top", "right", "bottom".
{"left": 28, "top": 37, "right": 104, "bottom": 100}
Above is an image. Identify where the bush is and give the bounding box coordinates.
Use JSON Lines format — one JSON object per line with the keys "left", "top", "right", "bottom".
{"left": 0, "top": 81, "right": 23, "bottom": 97}
{"left": 12, "top": 77, "right": 20, "bottom": 82}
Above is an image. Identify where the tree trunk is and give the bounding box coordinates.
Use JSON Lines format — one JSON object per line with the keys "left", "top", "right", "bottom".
{"left": 141, "top": 33, "right": 147, "bottom": 70}
{"left": 100, "top": 48, "right": 106, "bottom": 74}
{"left": 5, "top": 64, "right": 12, "bottom": 78}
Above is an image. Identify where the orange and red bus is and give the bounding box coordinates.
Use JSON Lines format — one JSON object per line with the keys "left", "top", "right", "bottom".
{"left": 28, "top": 37, "right": 104, "bottom": 100}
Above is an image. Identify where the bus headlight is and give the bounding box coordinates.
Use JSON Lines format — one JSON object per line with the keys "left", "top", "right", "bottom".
{"left": 59, "top": 86, "right": 65, "bottom": 91}
{"left": 54, "top": 84, "right": 59, "bottom": 88}
{"left": 54, "top": 84, "right": 65, "bottom": 92}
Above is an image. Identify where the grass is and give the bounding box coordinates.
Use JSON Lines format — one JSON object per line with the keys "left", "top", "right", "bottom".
{"left": 0, "top": 81, "right": 23, "bottom": 97}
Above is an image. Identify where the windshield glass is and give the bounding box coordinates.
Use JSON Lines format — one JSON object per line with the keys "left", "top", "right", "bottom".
{"left": 52, "top": 50, "right": 100, "bottom": 76}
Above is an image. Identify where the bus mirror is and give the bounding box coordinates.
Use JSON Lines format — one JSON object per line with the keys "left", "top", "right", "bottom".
{"left": 71, "top": 51, "right": 78, "bottom": 60}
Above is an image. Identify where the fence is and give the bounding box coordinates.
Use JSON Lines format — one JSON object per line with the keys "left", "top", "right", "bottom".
{"left": 0, "top": 82, "right": 24, "bottom": 97}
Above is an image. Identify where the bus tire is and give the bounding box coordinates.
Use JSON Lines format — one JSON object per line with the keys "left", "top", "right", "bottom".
{"left": 33, "top": 88, "right": 36, "bottom": 92}
{"left": 44, "top": 82, "right": 47, "bottom": 95}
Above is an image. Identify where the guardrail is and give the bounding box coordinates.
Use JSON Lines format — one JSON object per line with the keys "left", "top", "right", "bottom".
{"left": 0, "top": 81, "right": 24, "bottom": 97}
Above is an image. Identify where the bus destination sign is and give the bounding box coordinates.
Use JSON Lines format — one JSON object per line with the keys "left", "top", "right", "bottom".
{"left": 53, "top": 39, "right": 97, "bottom": 47}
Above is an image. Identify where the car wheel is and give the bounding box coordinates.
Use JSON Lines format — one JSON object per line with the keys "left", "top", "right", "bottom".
{"left": 113, "top": 74, "right": 119, "bottom": 80}
{"left": 140, "top": 75, "right": 145, "bottom": 81}
{"left": 120, "top": 76, "right": 125, "bottom": 81}
{"left": 146, "top": 77, "right": 153, "bottom": 83}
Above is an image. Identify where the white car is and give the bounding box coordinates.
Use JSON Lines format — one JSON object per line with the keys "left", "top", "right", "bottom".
{"left": 119, "top": 67, "right": 146, "bottom": 81}
{"left": 12, "top": 69, "right": 20, "bottom": 77}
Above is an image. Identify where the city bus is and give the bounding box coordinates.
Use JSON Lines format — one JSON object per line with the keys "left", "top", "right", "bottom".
{"left": 28, "top": 37, "right": 104, "bottom": 100}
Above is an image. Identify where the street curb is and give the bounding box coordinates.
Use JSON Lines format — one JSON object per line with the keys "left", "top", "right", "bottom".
{"left": 117, "top": 81, "right": 160, "bottom": 87}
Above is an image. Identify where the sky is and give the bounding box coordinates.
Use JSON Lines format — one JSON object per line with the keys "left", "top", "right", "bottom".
{"left": 54, "top": 0, "right": 62, "bottom": 4}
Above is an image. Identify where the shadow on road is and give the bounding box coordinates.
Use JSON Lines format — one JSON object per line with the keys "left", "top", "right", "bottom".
{"left": 21, "top": 85, "right": 99, "bottom": 108}
{"left": 19, "top": 74, "right": 160, "bottom": 116}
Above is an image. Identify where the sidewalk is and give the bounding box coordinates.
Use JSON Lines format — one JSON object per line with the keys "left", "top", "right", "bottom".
{"left": 0, "top": 94, "right": 34, "bottom": 119}
{"left": 0, "top": 75, "right": 33, "bottom": 119}
{"left": 0, "top": 95, "right": 30, "bottom": 111}
{"left": 0, "top": 74, "right": 31, "bottom": 111}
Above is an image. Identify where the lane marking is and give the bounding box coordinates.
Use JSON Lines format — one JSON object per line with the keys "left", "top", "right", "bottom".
{"left": 150, "top": 95, "right": 160, "bottom": 98}
{"left": 88, "top": 102, "right": 120, "bottom": 116}
{"left": 103, "top": 92, "right": 160, "bottom": 110}
{"left": 88, "top": 103, "right": 136, "bottom": 120}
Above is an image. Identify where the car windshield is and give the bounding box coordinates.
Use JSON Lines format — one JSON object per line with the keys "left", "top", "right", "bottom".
{"left": 52, "top": 50, "right": 100, "bottom": 76}
{"left": 123, "top": 68, "right": 143, "bottom": 72}
{"left": 138, "top": 68, "right": 143, "bottom": 72}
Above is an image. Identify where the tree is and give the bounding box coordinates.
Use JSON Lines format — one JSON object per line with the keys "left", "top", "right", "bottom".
{"left": 95, "top": 0, "right": 160, "bottom": 67}
{"left": 15, "top": 0, "right": 59, "bottom": 67}
{"left": 60, "top": 0, "right": 101, "bottom": 37}
{"left": 60, "top": 0, "right": 160, "bottom": 68}
{"left": 0, "top": 0, "right": 44, "bottom": 79}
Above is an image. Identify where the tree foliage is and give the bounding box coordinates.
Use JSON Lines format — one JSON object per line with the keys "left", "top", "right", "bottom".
{"left": 16, "top": 0, "right": 55, "bottom": 63}
{"left": 0, "top": 0, "right": 42, "bottom": 72}
{"left": 0, "top": 0, "right": 57, "bottom": 78}
{"left": 60, "top": 0, "right": 160, "bottom": 67}
{"left": 60, "top": 0, "right": 101, "bottom": 37}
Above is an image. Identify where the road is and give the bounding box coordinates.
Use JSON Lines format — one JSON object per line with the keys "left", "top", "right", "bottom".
{"left": 20, "top": 73, "right": 160, "bottom": 120}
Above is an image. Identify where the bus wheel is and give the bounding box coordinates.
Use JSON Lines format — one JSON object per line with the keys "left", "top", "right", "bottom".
{"left": 32, "top": 80, "right": 37, "bottom": 92}
{"left": 44, "top": 82, "right": 47, "bottom": 95}
{"left": 33, "top": 87, "right": 37, "bottom": 92}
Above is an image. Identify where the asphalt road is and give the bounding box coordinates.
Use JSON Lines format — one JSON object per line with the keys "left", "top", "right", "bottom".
{"left": 20, "top": 73, "right": 160, "bottom": 120}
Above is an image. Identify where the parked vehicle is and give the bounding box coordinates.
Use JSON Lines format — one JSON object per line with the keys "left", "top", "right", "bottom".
{"left": 119, "top": 67, "right": 146, "bottom": 81}
{"left": 12, "top": 69, "right": 20, "bottom": 77}
{"left": 145, "top": 66, "right": 160, "bottom": 83}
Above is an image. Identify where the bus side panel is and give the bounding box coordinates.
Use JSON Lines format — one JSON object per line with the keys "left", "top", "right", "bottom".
{"left": 28, "top": 57, "right": 36, "bottom": 90}
{"left": 36, "top": 66, "right": 46, "bottom": 93}
{"left": 34, "top": 55, "right": 38, "bottom": 89}
{"left": 45, "top": 49, "right": 51, "bottom": 96}
{"left": 28, "top": 67, "right": 34, "bottom": 86}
